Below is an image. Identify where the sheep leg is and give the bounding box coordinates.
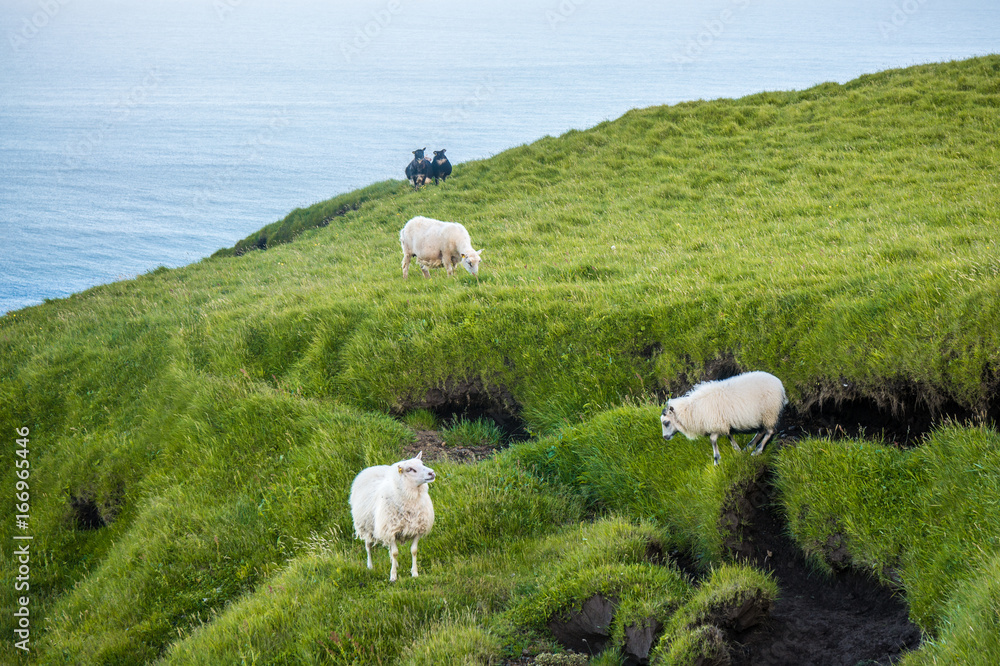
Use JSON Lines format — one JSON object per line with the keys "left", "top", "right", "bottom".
{"left": 364, "top": 537, "right": 373, "bottom": 569}
{"left": 710, "top": 433, "right": 721, "bottom": 466}
{"left": 728, "top": 434, "right": 741, "bottom": 452}
{"left": 388, "top": 539, "right": 399, "bottom": 582}
{"left": 744, "top": 431, "right": 763, "bottom": 452}
{"left": 420, "top": 263, "right": 431, "bottom": 278}
{"left": 401, "top": 253, "right": 411, "bottom": 278}
{"left": 751, "top": 428, "right": 776, "bottom": 456}
{"left": 410, "top": 536, "right": 420, "bottom": 578}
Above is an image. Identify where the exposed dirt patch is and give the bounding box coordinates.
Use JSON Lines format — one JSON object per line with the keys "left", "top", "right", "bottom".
{"left": 710, "top": 590, "right": 775, "bottom": 640}
{"left": 539, "top": 539, "right": 742, "bottom": 665}
{"left": 69, "top": 495, "right": 106, "bottom": 530}
{"left": 783, "top": 391, "right": 985, "bottom": 448}
{"left": 544, "top": 589, "right": 771, "bottom": 666}
{"left": 508, "top": 461, "right": 920, "bottom": 666}
{"left": 623, "top": 618, "right": 664, "bottom": 665}
{"left": 661, "top": 352, "right": 745, "bottom": 400}
{"left": 547, "top": 594, "right": 617, "bottom": 656}
{"left": 402, "top": 429, "right": 502, "bottom": 464}
{"left": 395, "top": 377, "right": 530, "bottom": 442}
{"left": 721, "top": 466, "right": 922, "bottom": 665}
{"left": 639, "top": 342, "right": 664, "bottom": 361}
{"left": 67, "top": 486, "right": 124, "bottom": 530}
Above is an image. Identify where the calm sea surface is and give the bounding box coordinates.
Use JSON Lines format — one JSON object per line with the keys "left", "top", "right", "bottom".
{"left": 2, "top": 0, "right": 998, "bottom": 313}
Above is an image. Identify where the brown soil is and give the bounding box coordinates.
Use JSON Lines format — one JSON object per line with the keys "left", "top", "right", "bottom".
{"left": 395, "top": 377, "right": 530, "bottom": 442}
{"left": 721, "top": 464, "right": 922, "bottom": 666}
{"left": 402, "top": 429, "right": 503, "bottom": 464}
{"left": 532, "top": 444, "right": 922, "bottom": 666}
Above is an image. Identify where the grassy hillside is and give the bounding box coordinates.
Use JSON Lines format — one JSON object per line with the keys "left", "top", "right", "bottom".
{"left": 1, "top": 56, "right": 999, "bottom": 664}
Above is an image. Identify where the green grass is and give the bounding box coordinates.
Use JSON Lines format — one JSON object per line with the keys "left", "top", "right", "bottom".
{"left": 511, "top": 405, "right": 770, "bottom": 566}
{"left": 441, "top": 417, "right": 505, "bottom": 448}
{"left": 1, "top": 56, "right": 999, "bottom": 664}
{"left": 775, "top": 424, "right": 1000, "bottom": 647}
{"left": 402, "top": 408, "right": 439, "bottom": 431}
{"left": 653, "top": 564, "right": 778, "bottom": 665}
{"left": 901, "top": 553, "right": 1000, "bottom": 666}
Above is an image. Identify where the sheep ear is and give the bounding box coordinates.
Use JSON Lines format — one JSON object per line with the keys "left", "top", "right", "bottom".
{"left": 477, "top": 248, "right": 485, "bottom": 254}
{"left": 415, "top": 451, "right": 423, "bottom": 460}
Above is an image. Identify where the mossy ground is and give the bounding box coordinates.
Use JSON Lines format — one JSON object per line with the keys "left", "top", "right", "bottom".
{"left": 2, "top": 56, "right": 999, "bottom": 664}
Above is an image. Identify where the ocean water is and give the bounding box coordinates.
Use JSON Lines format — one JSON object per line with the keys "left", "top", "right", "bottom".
{"left": 2, "top": 0, "right": 998, "bottom": 314}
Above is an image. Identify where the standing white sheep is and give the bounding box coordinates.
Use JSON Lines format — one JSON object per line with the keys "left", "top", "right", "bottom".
{"left": 349, "top": 452, "right": 436, "bottom": 582}
{"left": 660, "top": 371, "right": 787, "bottom": 466}
{"left": 399, "top": 215, "right": 483, "bottom": 278}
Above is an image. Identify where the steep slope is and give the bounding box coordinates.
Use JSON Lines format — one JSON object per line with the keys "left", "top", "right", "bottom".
{"left": 1, "top": 56, "right": 998, "bottom": 664}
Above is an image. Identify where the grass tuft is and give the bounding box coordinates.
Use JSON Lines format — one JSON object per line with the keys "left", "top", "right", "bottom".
{"left": 403, "top": 408, "right": 439, "bottom": 431}
{"left": 442, "top": 416, "right": 505, "bottom": 448}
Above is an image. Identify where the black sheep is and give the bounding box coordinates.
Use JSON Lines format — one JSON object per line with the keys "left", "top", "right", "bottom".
{"left": 430, "top": 149, "right": 452, "bottom": 185}
{"left": 405, "top": 148, "right": 432, "bottom": 189}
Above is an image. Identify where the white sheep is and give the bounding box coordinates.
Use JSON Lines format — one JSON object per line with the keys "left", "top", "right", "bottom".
{"left": 349, "top": 452, "right": 436, "bottom": 582}
{"left": 399, "top": 215, "right": 483, "bottom": 278}
{"left": 660, "top": 371, "right": 787, "bottom": 466}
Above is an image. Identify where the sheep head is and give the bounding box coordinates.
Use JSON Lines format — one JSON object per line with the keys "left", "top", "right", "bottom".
{"left": 396, "top": 451, "right": 436, "bottom": 485}
{"left": 661, "top": 403, "right": 680, "bottom": 440}
{"left": 460, "top": 249, "right": 484, "bottom": 277}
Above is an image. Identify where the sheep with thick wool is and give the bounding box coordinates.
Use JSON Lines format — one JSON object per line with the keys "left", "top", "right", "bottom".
{"left": 349, "top": 452, "right": 436, "bottom": 582}
{"left": 661, "top": 371, "right": 787, "bottom": 466}
{"left": 400, "top": 215, "right": 483, "bottom": 278}
{"left": 405, "top": 148, "right": 432, "bottom": 189}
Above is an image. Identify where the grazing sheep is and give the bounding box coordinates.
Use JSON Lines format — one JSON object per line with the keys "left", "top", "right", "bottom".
{"left": 349, "top": 452, "right": 436, "bottom": 582}
{"left": 399, "top": 215, "right": 484, "bottom": 278}
{"left": 430, "top": 149, "right": 452, "bottom": 184}
{"left": 405, "top": 148, "right": 432, "bottom": 189}
{"left": 661, "top": 371, "right": 787, "bottom": 466}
